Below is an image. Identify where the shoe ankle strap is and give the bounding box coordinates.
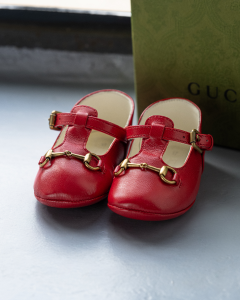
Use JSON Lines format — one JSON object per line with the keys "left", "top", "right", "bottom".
{"left": 49, "top": 111, "right": 127, "bottom": 143}
{"left": 126, "top": 125, "right": 213, "bottom": 152}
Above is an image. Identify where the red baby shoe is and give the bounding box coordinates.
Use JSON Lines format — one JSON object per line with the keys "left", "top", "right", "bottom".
{"left": 34, "top": 90, "right": 134, "bottom": 208}
{"left": 108, "top": 98, "right": 213, "bottom": 221}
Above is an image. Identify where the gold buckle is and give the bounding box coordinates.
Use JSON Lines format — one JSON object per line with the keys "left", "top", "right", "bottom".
{"left": 48, "top": 110, "right": 62, "bottom": 130}
{"left": 190, "top": 129, "right": 202, "bottom": 154}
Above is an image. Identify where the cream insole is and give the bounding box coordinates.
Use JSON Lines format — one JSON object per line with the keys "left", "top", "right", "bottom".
{"left": 54, "top": 91, "right": 134, "bottom": 155}
{"left": 129, "top": 98, "right": 200, "bottom": 168}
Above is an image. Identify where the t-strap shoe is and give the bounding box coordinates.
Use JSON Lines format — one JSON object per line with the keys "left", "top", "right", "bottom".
{"left": 108, "top": 98, "right": 213, "bottom": 220}
{"left": 34, "top": 90, "right": 134, "bottom": 208}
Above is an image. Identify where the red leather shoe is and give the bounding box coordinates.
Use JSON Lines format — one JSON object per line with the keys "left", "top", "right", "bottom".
{"left": 108, "top": 98, "right": 213, "bottom": 221}
{"left": 34, "top": 90, "right": 134, "bottom": 208}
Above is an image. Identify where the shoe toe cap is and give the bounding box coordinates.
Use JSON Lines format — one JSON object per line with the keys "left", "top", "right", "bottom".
{"left": 34, "top": 159, "right": 111, "bottom": 207}
{"left": 108, "top": 170, "right": 195, "bottom": 217}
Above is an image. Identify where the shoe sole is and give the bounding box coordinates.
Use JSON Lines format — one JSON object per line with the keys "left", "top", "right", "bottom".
{"left": 35, "top": 193, "right": 108, "bottom": 208}
{"left": 108, "top": 200, "right": 195, "bottom": 221}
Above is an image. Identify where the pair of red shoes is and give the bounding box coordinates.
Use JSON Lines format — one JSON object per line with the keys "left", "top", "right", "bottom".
{"left": 34, "top": 90, "right": 213, "bottom": 221}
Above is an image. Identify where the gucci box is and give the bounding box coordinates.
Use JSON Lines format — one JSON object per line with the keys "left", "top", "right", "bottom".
{"left": 131, "top": 0, "right": 240, "bottom": 149}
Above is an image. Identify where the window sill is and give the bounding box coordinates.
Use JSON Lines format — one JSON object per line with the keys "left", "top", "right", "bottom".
{"left": 0, "top": 6, "right": 132, "bottom": 54}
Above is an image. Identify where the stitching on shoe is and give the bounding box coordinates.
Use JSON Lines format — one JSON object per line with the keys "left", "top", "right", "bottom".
{"left": 109, "top": 201, "right": 195, "bottom": 216}
{"left": 35, "top": 193, "right": 108, "bottom": 203}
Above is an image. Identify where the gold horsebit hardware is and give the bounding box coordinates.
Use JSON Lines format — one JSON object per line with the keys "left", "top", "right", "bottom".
{"left": 115, "top": 158, "right": 177, "bottom": 185}
{"left": 39, "top": 149, "right": 101, "bottom": 171}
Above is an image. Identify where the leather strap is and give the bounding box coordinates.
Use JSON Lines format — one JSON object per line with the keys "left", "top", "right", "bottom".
{"left": 126, "top": 125, "right": 213, "bottom": 151}
{"left": 54, "top": 113, "right": 127, "bottom": 143}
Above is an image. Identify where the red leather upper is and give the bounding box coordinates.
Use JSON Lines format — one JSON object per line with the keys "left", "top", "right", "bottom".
{"left": 126, "top": 125, "right": 213, "bottom": 151}
{"left": 108, "top": 98, "right": 214, "bottom": 219}
{"left": 54, "top": 110, "right": 127, "bottom": 143}
{"left": 34, "top": 90, "right": 134, "bottom": 208}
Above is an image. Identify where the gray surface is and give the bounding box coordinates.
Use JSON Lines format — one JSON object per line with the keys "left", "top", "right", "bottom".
{"left": 1, "top": 81, "right": 240, "bottom": 300}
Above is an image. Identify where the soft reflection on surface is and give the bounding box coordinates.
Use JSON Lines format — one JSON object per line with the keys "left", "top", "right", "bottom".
{"left": 35, "top": 198, "right": 108, "bottom": 230}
